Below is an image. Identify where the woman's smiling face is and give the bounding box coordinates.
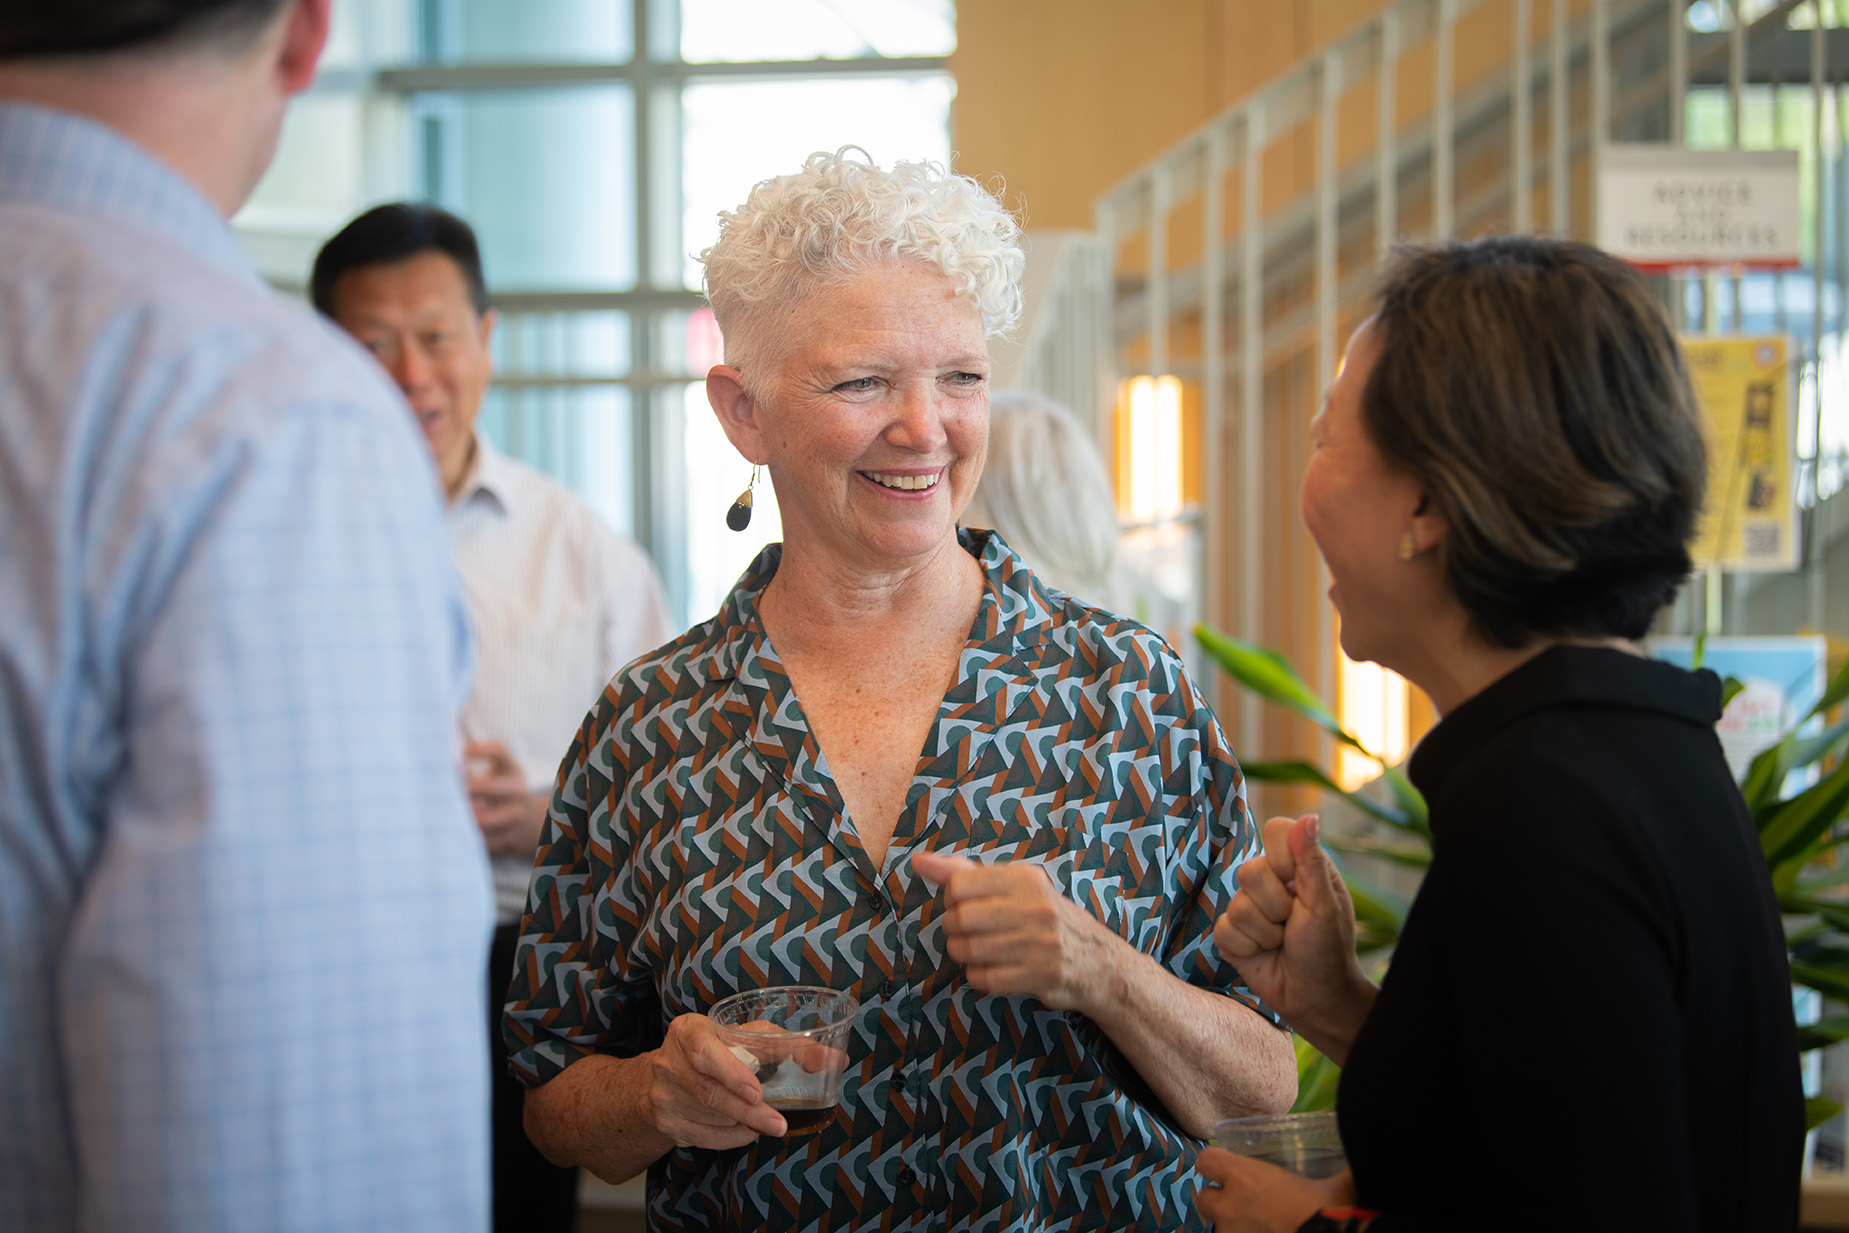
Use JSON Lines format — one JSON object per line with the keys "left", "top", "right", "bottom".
{"left": 744, "top": 260, "right": 990, "bottom": 573}
{"left": 1300, "top": 317, "right": 1433, "bottom": 668}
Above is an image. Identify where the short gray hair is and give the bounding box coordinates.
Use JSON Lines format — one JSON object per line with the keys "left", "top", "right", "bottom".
{"left": 698, "top": 147, "right": 1024, "bottom": 379}
{"left": 964, "top": 390, "right": 1120, "bottom": 602}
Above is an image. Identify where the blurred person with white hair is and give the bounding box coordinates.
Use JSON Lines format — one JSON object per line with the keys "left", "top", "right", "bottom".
{"left": 961, "top": 388, "right": 1121, "bottom": 603}
{"left": 505, "top": 148, "right": 1295, "bottom": 1232}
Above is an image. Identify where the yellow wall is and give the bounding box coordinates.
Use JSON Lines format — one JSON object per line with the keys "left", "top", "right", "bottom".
{"left": 950, "top": 0, "right": 1400, "bottom": 229}
{"left": 952, "top": 0, "right": 1586, "bottom": 233}
{"left": 953, "top": 0, "right": 1583, "bottom": 814}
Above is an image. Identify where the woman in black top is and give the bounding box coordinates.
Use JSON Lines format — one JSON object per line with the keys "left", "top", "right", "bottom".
{"left": 1197, "top": 238, "right": 1804, "bottom": 1231}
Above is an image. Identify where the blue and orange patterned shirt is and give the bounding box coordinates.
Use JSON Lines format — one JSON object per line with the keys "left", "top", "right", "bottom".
{"left": 505, "top": 530, "right": 1275, "bottom": 1232}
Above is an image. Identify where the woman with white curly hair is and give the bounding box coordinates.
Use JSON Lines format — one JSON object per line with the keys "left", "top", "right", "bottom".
{"left": 506, "top": 148, "right": 1296, "bottom": 1232}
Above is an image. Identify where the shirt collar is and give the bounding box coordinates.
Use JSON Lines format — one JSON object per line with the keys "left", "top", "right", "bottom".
{"left": 452, "top": 433, "right": 518, "bottom": 517}
{"left": 1408, "top": 644, "right": 1724, "bottom": 809}
{"left": 702, "top": 526, "right": 1054, "bottom": 685}
{"left": 0, "top": 101, "right": 258, "bottom": 286}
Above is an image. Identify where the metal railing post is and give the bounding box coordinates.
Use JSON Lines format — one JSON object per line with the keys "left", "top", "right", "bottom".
{"left": 1204, "top": 122, "right": 1230, "bottom": 657}
{"left": 1514, "top": 0, "right": 1533, "bottom": 232}
{"left": 1240, "top": 104, "right": 1266, "bottom": 753}
{"left": 1378, "top": 8, "right": 1400, "bottom": 248}
{"left": 1670, "top": 0, "right": 1687, "bottom": 145}
{"left": 1436, "top": 0, "right": 1457, "bottom": 236}
{"left": 1150, "top": 168, "right": 1171, "bottom": 384}
{"left": 1552, "top": 0, "right": 1570, "bottom": 233}
{"left": 1592, "top": 0, "right": 1608, "bottom": 234}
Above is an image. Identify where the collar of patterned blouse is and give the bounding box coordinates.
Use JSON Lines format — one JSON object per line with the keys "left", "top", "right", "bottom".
{"left": 694, "top": 525, "right": 1075, "bottom": 885}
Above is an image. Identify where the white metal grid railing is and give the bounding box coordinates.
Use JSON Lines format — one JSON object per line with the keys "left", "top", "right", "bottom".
{"left": 1011, "top": 0, "right": 1847, "bottom": 756}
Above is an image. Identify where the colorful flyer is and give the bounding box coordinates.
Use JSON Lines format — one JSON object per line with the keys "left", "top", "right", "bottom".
{"left": 1650, "top": 635, "right": 1825, "bottom": 781}
{"left": 1683, "top": 335, "right": 1794, "bottom": 571}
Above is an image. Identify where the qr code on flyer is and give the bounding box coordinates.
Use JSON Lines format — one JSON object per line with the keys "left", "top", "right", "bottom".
{"left": 1744, "top": 523, "right": 1782, "bottom": 559}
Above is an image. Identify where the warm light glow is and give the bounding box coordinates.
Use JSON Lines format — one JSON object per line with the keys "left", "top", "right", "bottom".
{"left": 1123, "top": 374, "right": 1184, "bottom": 522}
{"left": 1337, "top": 649, "right": 1410, "bottom": 791}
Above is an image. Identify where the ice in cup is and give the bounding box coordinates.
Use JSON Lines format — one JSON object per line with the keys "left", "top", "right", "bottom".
{"left": 710, "top": 986, "right": 858, "bottom": 1136}
{"left": 1211, "top": 1110, "right": 1346, "bottom": 1178}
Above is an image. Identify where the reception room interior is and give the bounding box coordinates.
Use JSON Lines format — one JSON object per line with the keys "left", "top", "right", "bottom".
{"left": 220, "top": 0, "right": 1847, "bottom": 1227}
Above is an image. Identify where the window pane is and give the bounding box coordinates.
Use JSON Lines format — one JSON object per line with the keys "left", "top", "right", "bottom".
{"left": 492, "top": 311, "right": 632, "bottom": 379}
{"left": 421, "top": 88, "right": 637, "bottom": 289}
{"left": 235, "top": 93, "right": 384, "bottom": 286}
{"left": 683, "top": 383, "right": 781, "bottom": 623}
{"left": 420, "top": 0, "right": 633, "bottom": 63}
{"left": 479, "top": 384, "right": 636, "bottom": 538}
{"left": 681, "top": 0, "right": 952, "bottom": 62}
{"left": 681, "top": 75, "right": 954, "bottom": 285}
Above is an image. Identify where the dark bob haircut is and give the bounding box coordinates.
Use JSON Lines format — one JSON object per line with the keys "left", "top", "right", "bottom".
{"left": 1362, "top": 237, "right": 1707, "bottom": 648}
{"left": 310, "top": 202, "right": 490, "bottom": 319}
{"left": 0, "top": 0, "right": 286, "bottom": 58}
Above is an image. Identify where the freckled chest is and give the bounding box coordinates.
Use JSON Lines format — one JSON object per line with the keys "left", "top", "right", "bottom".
{"left": 775, "top": 629, "right": 965, "bottom": 871}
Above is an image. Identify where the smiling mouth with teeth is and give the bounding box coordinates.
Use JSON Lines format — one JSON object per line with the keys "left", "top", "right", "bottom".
{"left": 861, "top": 471, "right": 940, "bottom": 492}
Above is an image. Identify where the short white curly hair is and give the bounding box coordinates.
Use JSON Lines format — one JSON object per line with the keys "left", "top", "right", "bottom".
{"left": 698, "top": 147, "right": 1025, "bottom": 381}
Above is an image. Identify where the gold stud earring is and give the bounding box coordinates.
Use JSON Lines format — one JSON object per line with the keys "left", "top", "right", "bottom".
{"left": 1398, "top": 531, "right": 1416, "bottom": 561}
{"left": 726, "top": 465, "right": 760, "bottom": 532}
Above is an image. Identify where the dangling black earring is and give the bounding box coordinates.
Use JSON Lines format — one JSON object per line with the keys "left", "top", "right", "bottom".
{"left": 726, "top": 465, "right": 760, "bottom": 531}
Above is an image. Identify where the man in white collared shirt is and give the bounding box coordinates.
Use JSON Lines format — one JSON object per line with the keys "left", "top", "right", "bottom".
{"left": 313, "top": 203, "right": 671, "bottom": 1233}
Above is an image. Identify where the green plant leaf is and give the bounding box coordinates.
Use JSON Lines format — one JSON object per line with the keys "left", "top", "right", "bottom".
{"left": 1788, "top": 716, "right": 1849, "bottom": 775}
{"left": 1290, "top": 1037, "right": 1341, "bottom": 1113}
{"left": 1720, "top": 674, "right": 1747, "bottom": 710}
{"left": 1748, "top": 718, "right": 1849, "bottom": 827}
{"left": 1808, "top": 1096, "right": 1844, "bottom": 1132}
{"left": 1788, "top": 920, "right": 1830, "bottom": 948}
{"left": 1790, "top": 959, "right": 1849, "bottom": 1001}
{"left": 1240, "top": 759, "right": 1414, "bottom": 829}
{"left": 1377, "top": 762, "right": 1431, "bottom": 838}
{"left": 1740, "top": 737, "right": 1793, "bottom": 823}
{"left": 1327, "top": 834, "right": 1434, "bottom": 869}
{"left": 1691, "top": 630, "right": 1708, "bottom": 670}
{"left": 1194, "top": 625, "right": 1366, "bottom": 753}
{"left": 1807, "top": 655, "right": 1849, "bottom": 724}
{"left": 1760, "top": 752, "right": 1849, "bottom": 868}
{"left": 1794, "top": 864, "right": 1849, "bottom": 898}
{"left": 1798, "top": 1016, "right": 1849, "bottom": 1053}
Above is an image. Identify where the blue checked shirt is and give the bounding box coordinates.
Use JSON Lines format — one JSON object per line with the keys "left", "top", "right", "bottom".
{"left": 0, "top": 102, "right": 493, "bottom": 1232}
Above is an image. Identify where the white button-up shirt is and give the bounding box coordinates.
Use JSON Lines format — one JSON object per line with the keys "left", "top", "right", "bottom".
{"left": 450, "top": 435, "right": 672, "bottom": 921}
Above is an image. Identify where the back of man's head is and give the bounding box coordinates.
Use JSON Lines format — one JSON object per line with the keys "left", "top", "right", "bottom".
{"left": 311, "top": 203, "right": 491, "bottom": 319}
{"left": 0, "top": 0, "right": 290, "bottom": 59}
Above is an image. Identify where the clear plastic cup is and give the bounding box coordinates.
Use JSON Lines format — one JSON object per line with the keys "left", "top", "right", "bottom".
{"left": 1211, "top": 1110, "right": 1347, "bottom": 1178}
{"left": 709, "top": 986, "right": 858, "bottom": 1136}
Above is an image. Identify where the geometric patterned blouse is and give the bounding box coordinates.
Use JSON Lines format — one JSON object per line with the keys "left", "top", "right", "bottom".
{"left": 504, "top": 529, "right": 1275, "bottom": 1232}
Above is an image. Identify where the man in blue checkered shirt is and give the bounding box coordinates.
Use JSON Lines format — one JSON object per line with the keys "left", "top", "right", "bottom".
{"left": 0, "top": 3, "right": 494, "bottom": 1229}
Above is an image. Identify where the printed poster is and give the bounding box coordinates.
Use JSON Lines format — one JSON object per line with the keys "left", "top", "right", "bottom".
{"left": 1651, "top": 635, "right": 1825, "bottom": 782}
{"left": 1684, "top": 335, "right": 1795, "bottom": 571}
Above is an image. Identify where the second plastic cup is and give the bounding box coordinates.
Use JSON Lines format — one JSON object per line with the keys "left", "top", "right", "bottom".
{"left": 1211, "top": 1109, "right": 1347, "bottom": 1178}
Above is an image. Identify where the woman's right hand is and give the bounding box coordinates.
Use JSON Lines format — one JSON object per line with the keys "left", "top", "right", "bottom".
{"left": 1214, "top": 814, "right": 1375, "bottom": 1066}
{"left": 644, "top": 1013, "right": 789, "bottom": 1147}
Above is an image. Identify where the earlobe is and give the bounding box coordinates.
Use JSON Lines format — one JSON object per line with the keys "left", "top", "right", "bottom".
{"left": 705, "top": 365, "right": 767, "bottom": 464}
{"left": 276, "top": 0, "right": 334, "bottom": 94}
{"left": 1408, "top": 492, "right": 1447, "bottom": 554}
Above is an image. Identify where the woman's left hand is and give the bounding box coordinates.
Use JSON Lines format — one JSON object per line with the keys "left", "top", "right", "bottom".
{"left": 912, "top": 849, "right": 1119, "bottom": 1013}
{"left": 1194, "top": 1148, "right": 1355, "bottom": 1231}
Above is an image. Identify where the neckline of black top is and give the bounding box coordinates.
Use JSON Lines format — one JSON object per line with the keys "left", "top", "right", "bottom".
{"left": 1407, "top": 643, "right": 1724, "bottom": 804}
